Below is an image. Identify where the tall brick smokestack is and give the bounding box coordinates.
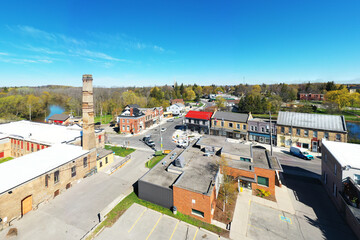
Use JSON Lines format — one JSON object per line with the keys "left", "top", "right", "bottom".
{"left": 82, "top": 74, "right": 96, "bottom": 150}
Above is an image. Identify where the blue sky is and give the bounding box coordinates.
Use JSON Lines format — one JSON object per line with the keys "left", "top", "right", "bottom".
{"left": 0, "top": 0, "right": 359, "bottom": 87}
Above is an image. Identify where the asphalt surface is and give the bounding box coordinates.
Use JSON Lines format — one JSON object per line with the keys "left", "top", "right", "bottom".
{"left": 108, "top": 117, "right": 185, "bottom": 151}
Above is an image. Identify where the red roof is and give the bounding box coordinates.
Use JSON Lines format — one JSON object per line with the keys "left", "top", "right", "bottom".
{"left": 185, "top": 111, "right": 213, "bottom": 120}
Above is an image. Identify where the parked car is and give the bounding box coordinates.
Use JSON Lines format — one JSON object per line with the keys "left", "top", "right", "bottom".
{"left": 142, "top": 136, "right": 155, "bottom": 148}
{"left": 290, "top": 146, "right": 314, "bottom": 160}
{"left": 167, "top": 118, "right": 174, "bottom": 122}
{"left": 161, "top": 128, "right": 166, "bottom": 132}
{"left": 109, "top": 121, "right": 116, "bottom": 127}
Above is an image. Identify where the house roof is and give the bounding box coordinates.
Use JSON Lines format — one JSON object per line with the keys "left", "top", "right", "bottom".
{"left": 0, "top": 144, "right": 89, "bottom": 194}
{"left": 212, "top": 111, "right": 250, "bottom": 123}
{"left": 175, "top": 103, "right": 185, "bottom": 108}
{"left": 119, "top": 107, "right": 145, "bottom": 117}
{"left": 185, "top": 111, "right": 213, "bottom": 120}
{"left": 126, "top": 104, "right": 140, "bottom": 108}
{"left": 322, "top": 140, "right": 360, "bottom": 169}
{"left": 97, "top": 148, "right": 113, "bottom": 160}
{"left": 277, "top": 111, "right": 347, "bottom": 132}
{"left": 48, "top": 114, "right": 69, "bottom": 121}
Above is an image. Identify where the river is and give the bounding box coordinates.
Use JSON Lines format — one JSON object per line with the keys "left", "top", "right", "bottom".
{"left": 347, "top": 122, "right": 360, "bottom": 142}
{"left": 45, "top": 105, "right": 65, "bottom": 121}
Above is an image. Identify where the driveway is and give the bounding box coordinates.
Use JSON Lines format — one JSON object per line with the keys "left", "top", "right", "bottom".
{"left": 246, "top": 174, "right": 357, "bottom": 240}
{"left": 97, "top": 204, "right": 228, "bottom": 240}
{"left": 0, "top": 150, "right": 152, "bottom": 240}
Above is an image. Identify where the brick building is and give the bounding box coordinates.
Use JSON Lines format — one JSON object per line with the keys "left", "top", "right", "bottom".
{"left": 0, "top": 74, "right": 109, "bottom": 229}
{"left": 170, "top": 99, "right": 184, "bottom": 105}
{"left": 47, "top": 114, "right": 70, "bottom": 125}
{"left": 276, "top": 111, "right": 347, "bottom": 152}
{"left": 138, "top": 136, "right": 282, "bottom": 224}
{"left": 299, "top": 93, "right": 325, "bottom": 101}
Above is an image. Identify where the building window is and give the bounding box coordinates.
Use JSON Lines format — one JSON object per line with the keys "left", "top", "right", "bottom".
{"left": 324, "top": 154, "right": 327, "bottom": 162}
{"left": 288, "top": 128, "right": 292, "bottom": 134}
{"left": 304, "top": 130, "right": 308, "bottom": 137}
{"left": 281, "top": 127, "right": 284, "bottom": 134}
{"left": 71, "top": 166, "right": 76, "bottom": 177}
{"left": 191, "top": 209, "right": 204, "bottom": 218}
{"left": 214, "top": 120, "right": 217, "bottom": 126}
{"left": 296, "top": 129, "right": 300, "bottom": 136}
{"left": 243, "top": 125, "right": 246, "bottom": 130}
{"left": 254, "top": 126, "right": 258, "bottom": 131}
{"left": 251, "top": 126, "right": 254, "bottom": 131}
{"left": 303, "top": 143, "right": 309, "bottom": 149}
{"left": 336, "top": 134, "right": 341, "bottom": 141}
{"left": 333, "top": 183, "right": 337, "bottom": 197}
{"left": 237, "top": 124, "right": 240, "bottom": 129}
{"left": 354, "top": 174, "right": 360, "bottom": 185}
{"left": 257, "top": 176, "right": 269, "bottom": 187}
{"left": 122, "top": 125, "right": 125, "bottom": 131}
{"left": 261, "top": 127, "right": 265, "bottom": 133}
{"left": 122, "top": 119, "right": 125, "bottom": 123}
{"left": 54, "top": 170, "right": 59, "bottom": 184}
{"left": 127, "top": 125, "right": 130, "bottom": 131}
{"left": 83, "top": 157, "right": 88, "bottom": 168}
{"left": 45, "top": 174, "right": 48, "bottom": 187}
{"left": 221, "top": 121, "right": 224, "bottom": 127}
{"left": 266, "top": 127, "right": 269, "bottom": 133}
{"left": 127, "top": 119, "right": 129, "bottom": 123}
{"left": 229, "top": 122, "right": 233, "bottom": 128}
{"left": 313, "top": 131, "right": 318, "bottom": 138}
{"left": 99, "top": 161, "right": 103, "bottom": 168}
{"left": 240, "top": 157, "right": 251, "bottom": 162}
{"left": 334, "top": 164, "right": 337, "bottom": 176}
{"left": 325, "top": 132, "right": 329, "bottom": 140}
{"left": 105, "top": 157, "right": 108, "bottom": 164}
{"left": 324, "top": 172, "right": 327, "bottom": 184}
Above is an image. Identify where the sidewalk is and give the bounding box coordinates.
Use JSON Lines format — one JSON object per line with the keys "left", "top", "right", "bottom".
{"left": 230, "top": 190, "right": 252, "bottom": 240}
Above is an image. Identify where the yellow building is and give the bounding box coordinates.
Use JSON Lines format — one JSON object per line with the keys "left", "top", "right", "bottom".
{"left": 97, "top": 149, "right": 114, "bottom": 170}
{"left": 211, "top": 111, "right": 252, "bottom": 140}
{"left": 0, "top": 135, "right": 11, "bottom": 159}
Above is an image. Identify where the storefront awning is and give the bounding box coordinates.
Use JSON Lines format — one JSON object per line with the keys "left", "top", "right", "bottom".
{"left": 249, "top": 132, "right": 276, "bottom": 139}
{"left": 238, "top": 176, "right": 256, "bottom": 183}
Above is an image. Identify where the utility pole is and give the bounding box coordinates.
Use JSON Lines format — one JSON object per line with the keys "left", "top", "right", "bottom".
{"left": 269, "top": 111, "right": 273, "bottom": 156}
{"left": 159, "top": 121, "right": 163, "bottom": 151}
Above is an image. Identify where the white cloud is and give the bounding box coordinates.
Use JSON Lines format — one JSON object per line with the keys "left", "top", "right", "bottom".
{"left": 71, "top": 49, "right": 128, "bottom": 62}
{"left": 0, "top": 52, "right": 9, "bottom": 56}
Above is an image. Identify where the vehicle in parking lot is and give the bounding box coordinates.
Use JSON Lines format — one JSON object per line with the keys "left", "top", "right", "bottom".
{"left": 161, "top": 128, "right": 166, "bottom": 132}
{"left": 290, "top": 146, "right": 314, "bottom": 160}
{"left": 167, "top": 118, "right": 174, "bottom": 122}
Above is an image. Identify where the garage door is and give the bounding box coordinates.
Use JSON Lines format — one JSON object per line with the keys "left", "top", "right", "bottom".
{"left": 22, "top": 195, "right": 32, "bottom": 215}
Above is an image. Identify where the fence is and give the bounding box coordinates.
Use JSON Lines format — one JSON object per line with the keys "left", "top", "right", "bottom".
{"left": 108, "top": 155, "right": 131, "bottom": 175}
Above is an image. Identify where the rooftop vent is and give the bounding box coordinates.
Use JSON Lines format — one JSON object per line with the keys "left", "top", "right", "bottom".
{"left": 174, "top": 156, "right": 185, "bottom": 168}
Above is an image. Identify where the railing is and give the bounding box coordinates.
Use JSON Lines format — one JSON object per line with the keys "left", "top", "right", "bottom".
{"left": 109, "top": 155, "right": 131, "bottom": 174}
{"left": 84, "top": 167, "right": 97, "bottom": 178}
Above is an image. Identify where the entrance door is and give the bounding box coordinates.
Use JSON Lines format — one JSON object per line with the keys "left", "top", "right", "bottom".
{"left": 21, "top": 195, "right": 32, "bottom": 216}
{"left": 240, "top": 180, "right": 252, "bottom": 190}
{"left": 312, "top": 141, "right": 318, "bottom": 152}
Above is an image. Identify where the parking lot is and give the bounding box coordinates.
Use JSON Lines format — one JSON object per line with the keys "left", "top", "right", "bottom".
{"left": 246, "top": 174, "right": 357, "bottom": 240}
{"left": 97, "top": 204, "right": 227, "bottom": 240}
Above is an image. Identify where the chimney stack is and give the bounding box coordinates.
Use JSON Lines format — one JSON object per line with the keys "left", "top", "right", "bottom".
{"left": 82, "top": 74, "right": 96, "bottom": 150}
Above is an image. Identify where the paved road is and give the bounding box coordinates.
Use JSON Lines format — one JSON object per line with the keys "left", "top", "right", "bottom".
{"left": 0, "top": 150, "right": 152, "bottom": 240}
{"left": 108, "top": 117, "right": 185, "bottom": 151}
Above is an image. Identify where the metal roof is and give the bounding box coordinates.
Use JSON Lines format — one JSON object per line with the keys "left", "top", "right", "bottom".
{"left": 277, "top": 111, "right": 347, "bottom": 132}
{"left": 212, "top": 111, "right": 250, "bottom": 123}
{"left": 48, "top": 114, "right": 69, "bottom": 121}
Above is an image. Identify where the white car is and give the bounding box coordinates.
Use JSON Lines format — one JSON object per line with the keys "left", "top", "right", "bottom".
{"left": 161, "top": 128, "right": 166, "bottom": 132}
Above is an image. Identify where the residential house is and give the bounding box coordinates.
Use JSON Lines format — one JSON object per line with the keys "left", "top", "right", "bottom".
{"left": 185, "top": 111, "right": 213, "bottom": 134}
{"left": 347, "top": 85, "right": 360, "bottom": 93}
{"left": 211, "top": 111, "right": 252, "bottom": 140}
{"left": 321, "top": 140, "right": 360, "bottom": 238}
{"left": 276, "top": 111, "right": 347, "bottom": 152}
{"left": 117, "top": 105, "right": 145, "bottom": 134}
{"left": 166, "top": 103, "right": 185, "bottom": 116}
{"left": 170, "top": 99, "right": 184, "bottom": 105}
{"left": 48, "top": 114, "right": 70, "bottom": 125}
{"left": 299, "top": 93, "right": 325, "bottom": 101}
{"left": 248, "top": 118, "right": 277, "bottom": 145}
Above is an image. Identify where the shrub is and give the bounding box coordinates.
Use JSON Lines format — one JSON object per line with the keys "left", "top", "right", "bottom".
{"left": 256, "top": 189, "right": 271, "bottom": 198}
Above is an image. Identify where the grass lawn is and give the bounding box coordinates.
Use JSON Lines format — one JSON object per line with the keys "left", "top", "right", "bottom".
{"left": 94, "top": 114, "right": 113, "bottom": 124}
{"left": 252, "top": 113, "right": 278, "bottom": 119}
{"left": 0, "top": 157, "right": 14, "bottom": 164}
{"left": 145, "top": 154, "right": 166, "bottom": 168}
{"left": 86, "top": 192, "right": 228, "bottom": 240}
{"left": 105, "top": 145, "right": 135, "bottom": 157}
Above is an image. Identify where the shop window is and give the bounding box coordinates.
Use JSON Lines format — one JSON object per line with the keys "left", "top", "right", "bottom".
{"left": 191, "top": 209, "right": 204, "bottom": 218}
{"left": 303, "top": 143, "right": 309, "bottom": 149}
{"left": 257, "top": 176, "right": 269, "bottom": 187}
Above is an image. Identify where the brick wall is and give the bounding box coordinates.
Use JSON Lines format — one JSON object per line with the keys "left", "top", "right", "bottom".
{"left": 173, "top": 186, "right": 216, "bottom": 223}
{"left": 226, "top": 166, "right": 276, "bottom": 195}
{"left": 0, "top": 151, "right": 96, "bottom": 228}
{"left": 118, "top": 117, "right": 145, "bottom": 134}
{"left": 0, "top": 139, "right": 11, "bottom": 158}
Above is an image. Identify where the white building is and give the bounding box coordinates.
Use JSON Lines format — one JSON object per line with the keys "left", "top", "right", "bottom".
{"left": 166, "top": 103, "right": 185, "bottom": 116}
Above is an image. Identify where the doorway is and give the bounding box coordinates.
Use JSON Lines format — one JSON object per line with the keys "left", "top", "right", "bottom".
{"left": 312, "top": 141, "right": 318, "bottom": 152}
{"left": 21, "top": 195, "right": 33, "bottom": 216}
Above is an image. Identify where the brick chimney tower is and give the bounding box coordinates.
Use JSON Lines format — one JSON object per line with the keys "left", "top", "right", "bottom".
{"left": 82, "top": 74, "right": 96, "bottom": 150}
